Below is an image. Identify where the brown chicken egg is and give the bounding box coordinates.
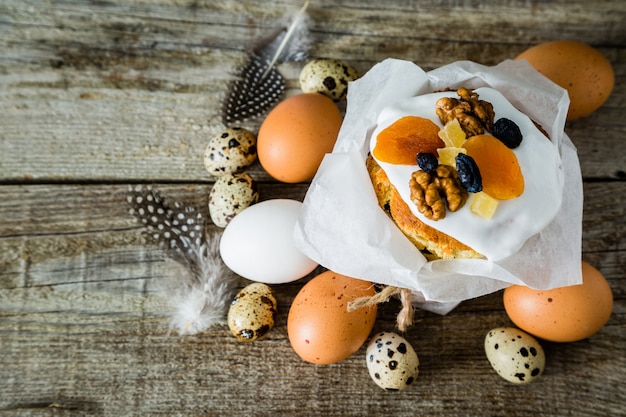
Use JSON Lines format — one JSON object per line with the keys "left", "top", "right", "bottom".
{"left": 503, "top": 262, "right": 613, "bottom": 343}
{"left": 287, "top": 270, "right": 377, "bottom": 365}
{"left": 515, "top": 40, "right": 614, "bottom": 120}
{"left": 257, "top": 93, "right": 342, "bottom": 183}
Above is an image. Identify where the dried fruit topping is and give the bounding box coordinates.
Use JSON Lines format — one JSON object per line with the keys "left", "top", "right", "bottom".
{"left": 437, "top": 146, "right": 466, "bottom": 167}
{"left": 436, "top": 88, "right": 495, "bottom": 137}
{"left": 373, "top": 116, "right": 444, "bottom": 165}
{"left": 455, "top": 153, "right": 483, "bottom": 193}
{"left": 470, "top": 191, "right": 499, "bottom": 219}
{"left": 438, "top": 118, "right": 467, "bottom": 148}
{"left": 436, "top": 117, "right": 467, "bottom": 167}
{"left": 493, "top": 118, "right": 523, "bottom": 149}
{"left": 416, "top": 152, "right": 438, "bottom": 173}
{"left": 463, "top": 134, "right": 524, "bottom": 200}
{"left": 409, "top": 165, "right": 468, "bottom": 221}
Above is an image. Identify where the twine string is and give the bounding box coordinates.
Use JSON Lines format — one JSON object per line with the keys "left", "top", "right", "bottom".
{"left": 348, "top": 285, "right": 415, "bottom": 332}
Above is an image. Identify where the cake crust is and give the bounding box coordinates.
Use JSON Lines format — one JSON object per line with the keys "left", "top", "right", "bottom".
{"left": 366, "top": 154, "right": 483, "bottom": 260}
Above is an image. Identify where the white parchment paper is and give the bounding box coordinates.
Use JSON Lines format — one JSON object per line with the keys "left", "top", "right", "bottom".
{"left": 293, "top": 59, "right": 583, "bottom": 314}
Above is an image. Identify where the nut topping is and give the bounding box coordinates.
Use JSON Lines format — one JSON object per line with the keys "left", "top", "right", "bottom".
{"left": 409, "top": 165, "right": 468, "bottom": 221}
{"left": 435, "top": 87, "right": 495, "bottom": 137}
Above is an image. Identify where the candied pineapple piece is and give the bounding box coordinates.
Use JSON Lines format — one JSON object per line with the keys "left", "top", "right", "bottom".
{"left": 438, "top": 118, "right": 467, "bottom": 148}
{"left": 470, "top": 192, "right": 499, "bottom": 219}
{"left": 437, "top": 147, "right": 466, "bottom": 167}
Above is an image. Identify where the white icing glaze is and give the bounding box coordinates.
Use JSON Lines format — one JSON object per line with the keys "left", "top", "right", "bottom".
{"left": 370, "top": 87, "right": 564, "bottom": 261}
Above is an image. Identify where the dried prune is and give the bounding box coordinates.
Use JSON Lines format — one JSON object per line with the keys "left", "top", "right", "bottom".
{"left": 416, "top": 152, "right": 438, "bottom": 173}
{"left": 455, "top": 153, "right": 482, "bottom": 193}
{"left": 493, "top": 118, "right": 523, "bottom": 149}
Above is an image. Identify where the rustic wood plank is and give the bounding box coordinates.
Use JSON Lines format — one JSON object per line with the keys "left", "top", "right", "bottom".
{"left": 0, "top": 262, "right": 624, "bottom": 416}
{"left": 0, "top": 181, "right": 624, "bottom": 415}
{"left": 1, "top": 0, "right": 625, "bottom": 416}
{"left": 1, "top": 0, "right": 625, "bottom": 182}
{"left": 0, "top": 181, "right": 623, "bottom": 258}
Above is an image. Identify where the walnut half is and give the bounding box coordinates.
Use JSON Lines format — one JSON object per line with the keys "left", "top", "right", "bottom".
{"left": 436, "top": 87, "right": 495, "bottom": 137}
{"left": 409, "top": 165, "right": 468, "bottom": 221}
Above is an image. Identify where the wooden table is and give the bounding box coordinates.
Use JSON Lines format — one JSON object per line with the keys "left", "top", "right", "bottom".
{"left": 1, "top": 1, "right": 624, "bottom": 416}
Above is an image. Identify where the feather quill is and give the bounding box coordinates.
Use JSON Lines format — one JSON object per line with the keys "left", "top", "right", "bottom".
{"left": 127, "top": 185, "right": 239, "bottom": 335}
{"left": 222, "top": 0, "right": 312, "bottom": 125}
{"left": 260, "top": 0, "right": 311, "bottom": 79}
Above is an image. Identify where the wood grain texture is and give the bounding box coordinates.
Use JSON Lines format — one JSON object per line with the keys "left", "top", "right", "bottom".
{"left": 1, "top": 0, "right": 625, "bottom": 416}
{"left": 1, "top": 0, "right": 625, "bottom": 182}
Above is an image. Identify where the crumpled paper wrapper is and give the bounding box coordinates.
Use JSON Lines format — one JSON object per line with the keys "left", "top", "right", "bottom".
{"left": 293, "top": 58, "right": 583, "bottom": 314}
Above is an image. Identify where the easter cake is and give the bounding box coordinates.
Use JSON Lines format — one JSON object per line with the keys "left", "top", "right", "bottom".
{"left": 294, "top": 58, "right": 581, "bottom": 306}
{"left": 365, "top": 86, "right": 564, "bottom": 262}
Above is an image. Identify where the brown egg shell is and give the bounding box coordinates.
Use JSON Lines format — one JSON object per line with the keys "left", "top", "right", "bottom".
{"left": 287, "top": 270, "right": 377, "bottom": 365}
{"left": 257, "top": 93, "right": 342, "bottom": 183}
{"left": 515, "top": 40, "right": 614, "bottom": 120}
{"left": 503, "top": 262, "right": 613, "bottom": 342}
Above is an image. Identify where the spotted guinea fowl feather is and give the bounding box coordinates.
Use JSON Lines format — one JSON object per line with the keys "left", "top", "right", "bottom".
{"left": 222, "top": 57, "right": 286, "bottom": 125}
{"left": 127, "top": 185, "right": 239, "bottom": 335}
{"left": 221, "top": 0, "right": 311, "bottom": 125}
{"left": 126, "top": 185, "right": 203, "bottom": 262}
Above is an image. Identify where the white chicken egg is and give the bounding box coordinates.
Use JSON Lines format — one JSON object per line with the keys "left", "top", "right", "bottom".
{"left": 219, "top": 199, "right": 318, "bottom": 284}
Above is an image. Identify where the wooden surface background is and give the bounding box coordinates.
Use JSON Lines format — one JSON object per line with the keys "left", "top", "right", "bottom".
{"left": 1, "top": 1, "right": 625, "bottom": 416}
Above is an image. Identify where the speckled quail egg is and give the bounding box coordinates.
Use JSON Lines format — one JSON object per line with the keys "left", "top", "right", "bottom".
{"left": 366, "top": 331, "right": 419, "bottom": 391}
{"left": 203, "top": 127, "right": 257, "bottom": 176}
{"left": 228, "top": 283, "right": 277, "bottom": 342}
{"left": 299, "top": 58, "right": 359, "bottom": 101}
{"left": 208, "top": 172, "right": 259, "bottom": 227}
{"left": 484, "top": 327, "right": 545, "bottom": 384}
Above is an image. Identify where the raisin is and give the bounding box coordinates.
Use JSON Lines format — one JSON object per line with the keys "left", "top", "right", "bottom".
{"left": 493, "top": 118, "right": 523, "bottom": 149}
{"left": 416, "top": 152, "right": 438, "bottom": 173}
{"left": 455, "top": 153, "right": 482, "bottom": 193}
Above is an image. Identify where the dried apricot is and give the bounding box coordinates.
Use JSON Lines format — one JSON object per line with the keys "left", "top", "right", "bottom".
{"left": 373, "top": 116, "right": 444, "bottom": 165}
{"left": 463, "top": 134, "right": 524, "bottom": 200}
